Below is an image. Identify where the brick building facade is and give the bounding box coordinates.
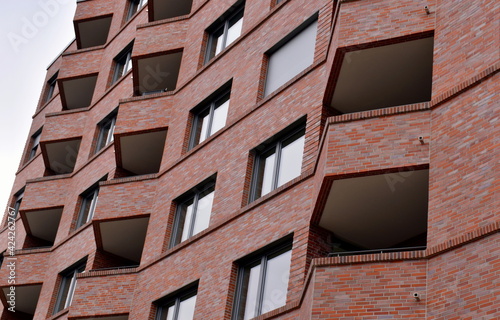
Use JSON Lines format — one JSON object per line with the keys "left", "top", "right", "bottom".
{"left": 1, "top": 0, "right": 498, "bottom": 319}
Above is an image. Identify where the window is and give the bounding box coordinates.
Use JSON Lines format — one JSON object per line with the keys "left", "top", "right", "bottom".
{"left": 171, "top": 180, "right": 215, "bottom": 246}
{"left": 54, "top": 260, "right": 86, "bottom": 313}
{"left": 76, "top": 184, "right": 100, "bottom": 229}
{"left": 233, "top": 239, "right": 292, "bottom": 320}
{"left": 45, "top": 72, "right": 58, "bottom": 103}
{"left": 126, "top": 0, "right": 147, "bottom": 21}
{"left": 28, "top": 128, "right": 42, "bottom": 161}
{"left": 156, "top": 284, "right": 197, "bottom": 320}
{"left": 250, "top": 122, "right": 305, "bottom": 201}
{"left": 189, "top": 89, "right": 230, "bottom": 149}
{"left": 113, "top": 44, "right": 133, "bottom": 84}
{"left": 95, "top": 110, "right": 117, "bottom": 152}
{"left": 264, "top": 16, "right": 317, "bottom": 96}
{"left": 205, "top": 2, "right": 244, "bottom": 62}
{"left": 11, "top": 188, "right": 24, "bottom": 220}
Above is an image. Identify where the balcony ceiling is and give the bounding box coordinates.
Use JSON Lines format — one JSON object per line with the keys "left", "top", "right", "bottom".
{"left": 153, "top": 0, "right": 192, "bottom": 20}
{"left": 2, "top": 284, "right": 41, "bottom": 315}
{"left": 319, "top": 169, "right": 429, "bottom": 249}
{"left": 119, "top": 130, "right": 167, "bottom": 175}
{"left": 331, "top": 37, "right": 434, "bottom": 113}
{"left": 44, "top": 139, "right": 81, "bottom": 174}
{"left": 76, "top": 16, "right": 112, "bottom": 48}
{"left": 98, "top": 217, "right": 149, "bottom": 262}
{"left": 61, "top": 75, "right": 97, "bottom": 109}
{"left": 136, "top": 52, "right": 182, "bottom": 94}
{"left": 24, "top": 207, "right": 63, "bottom": 243}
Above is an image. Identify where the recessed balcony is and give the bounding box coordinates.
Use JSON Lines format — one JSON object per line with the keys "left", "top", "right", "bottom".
{"left": 22, "top": 207, "right": 63, "bottom": 248}
{"left": 150, "top": 0, "right": 192, "bottom": 21}
{"left": 330, "top": 36, "right": 434, "bottom": 114}
{"left": 59, "top": 75, "right": 98, "bottom": 110}
{"left": 318, "top": 169, "right": 429, "bottom": 254}
{"left": 134, "top": 50, "right": 183, "bottom": 95}
{"left": 42, "top": 138, "right": 81, "bottom": 175}
{"left": 75, "top": 15, "right": 112, "bottom": 49}
{"left": 95, "top": 216, "right": 149, "bottom": 266}
{"left": 1, "top": 284, "right": 42, "bottom": 318}
{"left": 116, "top": 129, "right": 167, "bottom": 175}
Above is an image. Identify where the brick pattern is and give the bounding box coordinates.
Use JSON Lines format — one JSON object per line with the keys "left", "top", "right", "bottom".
{"left": 0, "top": 0, "right": 498, "bottom": 319}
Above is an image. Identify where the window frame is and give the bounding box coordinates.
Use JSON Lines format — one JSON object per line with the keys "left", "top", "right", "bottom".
{"left": 189, "top": 88, "right": 230, "bottom": 149}
{"left": 45, "top": 72, "right": 58, "bottom": 103}
{"left": 204, "top": 2, "right": 245, "bottom": 63}
{"left": 170, "top": 179, "right": 216, "bottom": 247}
{"left": 95, "top": 110, "right": 118, "bottom": 153}
{"left": 11, "top": 188, "right": 25, "bottom": 220}
{"left": 75, "top": 177, "right": 106, "bottom": 229}
{"left": 264, "top": 14, "right": 318, "bottom": 97}
{"left": 126, "top": 0, "right": 147, "bottom": 21}
{"left": 249, "top": 121, "right": 306, "bottom": 202}
{"left": 28, "top": 128, "right": 42, "bottom": 161}
{"left": 155, "top": 282, "right": 198, "bottom": 320}
{"left": 232, "top": 237, "right": 293, "bottom": 320}
{"left": 112, "top": 44, "right": 134, "bottom": 84}
{"left": 54, "top": 259, "right": 86, "bottom": 314}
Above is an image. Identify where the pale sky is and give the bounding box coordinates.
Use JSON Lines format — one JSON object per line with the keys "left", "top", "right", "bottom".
{"left": 0, "top": 1, "right": 77, "bottom": 216}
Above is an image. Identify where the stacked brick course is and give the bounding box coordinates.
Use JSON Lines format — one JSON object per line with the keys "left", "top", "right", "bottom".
{"left": 1, "top": 0, "right": 498, "bottom": 319}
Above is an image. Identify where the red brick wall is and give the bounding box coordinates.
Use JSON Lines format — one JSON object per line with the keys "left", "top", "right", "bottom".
{"left": 0, "top": 0, "right": 497, "bottom": 318}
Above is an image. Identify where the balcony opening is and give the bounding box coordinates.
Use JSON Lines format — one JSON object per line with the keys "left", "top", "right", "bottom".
{"left": 134, "top": 50, "right": 183, "bottom": 95}
{"left": 329, "top": 36, "right": 434, "bottom": 114}
{"left": 75, "top": 15, "right": 112, "bottom": 49}
{"left": 317, "top": 168, "right": 429, "bottom": 255}
{"left": 150, "top": 0, "right": 192, "bottom": 21}
{"left": 1, "top": 284, "right": 42, "bottom": 319}
{"left": 59, "top": 74, "right": 98, "bottom": 110}
{"left": 22, "top": 207, "right": 63, "bottom": 249}
{"left": 42, "top": 138, "right": 81, "bottom": 175}
{"left": 116, "top": 129, "right": 167, "bottom": 176}
{"left": 94, "top": 216, "right": 149, "bottom": 267}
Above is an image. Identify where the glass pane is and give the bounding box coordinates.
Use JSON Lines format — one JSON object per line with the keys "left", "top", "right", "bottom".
{"left": 192, "top": 191, "right": 214, "bottom": 236}
{"left": 261, "top": 250, "right": 292, "bottom": 314}
{"left": 78, "top": 197, "right": 92, "bottom": 227}
{"left": 210, "top": 99, "right": 229, "bottom": 135}
{"left": 264, "top": 20, "right": 317, "bottom": 96}
{"left": 226, "top": 17, "right": 243, "bottom": 48}
{"left": 65, "top": 275, "right": 78, "bottom": 308}
{"left": 115, "top": 63, "right": 125, "bottom": 81}
{"left": 255, "top": 152, "right": 275, "bottom": 198}
{"left": 197, "top": 112, "right": 210, "bottom": 144}
{"left": 56, "top": 276, "right": 71, "bottom": 312}
{"left": 124, "top": 55, "right": 132, "bottom": 74}
{"left": 213, "top": 29, "right": 225, "bottom": 56}
{"left": 277, "top": 134, "right": 304, "bottom": 187}
{"left": 240, "top": 263, "right": 261, "bottom": 320}
{"left": 158, "top": 303, "right": 175, "bottom": 320}
{"left": 180, "top": 202, "right": 194, "bottom": 242}
{"left": 87, "top": 192, "right": 98, "bottom": 222}
{"left": 178, "top": 294, "right": 197, "bottom": 320}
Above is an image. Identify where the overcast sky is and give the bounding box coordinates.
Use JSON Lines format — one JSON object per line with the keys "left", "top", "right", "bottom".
{"left": 0, "top": 1, "right": 77, "bottom": 215}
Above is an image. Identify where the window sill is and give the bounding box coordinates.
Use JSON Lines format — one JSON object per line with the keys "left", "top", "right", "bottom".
{"left": 48, "top": 308, "right": 69, "bottom": 320}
